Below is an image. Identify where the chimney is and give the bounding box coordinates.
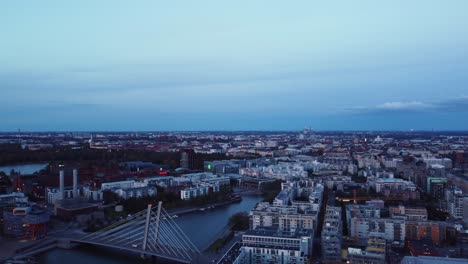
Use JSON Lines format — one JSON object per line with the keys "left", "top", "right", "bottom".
{"left": 73, "top": 169, "right": 78, "bottom": 198}
{"left": 59, "top": 170, "right": 65, "bottom": 200}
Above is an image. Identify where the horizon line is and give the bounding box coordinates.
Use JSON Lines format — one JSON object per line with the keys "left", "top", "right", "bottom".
{"left": 1, "top": 129, "right": 468, "bottom": 133}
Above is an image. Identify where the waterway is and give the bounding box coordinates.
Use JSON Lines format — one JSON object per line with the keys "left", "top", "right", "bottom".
{"left": 0, "top": 163, "right": 48, "bottom": 176}
{"left": 37, "top": 195, "right": 263, "bottom": 264}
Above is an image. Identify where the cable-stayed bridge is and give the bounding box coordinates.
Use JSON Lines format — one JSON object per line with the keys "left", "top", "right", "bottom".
{"left": 9, "top": 202, "right": 201, "bottom": 263}
{"left": 70, "top": 201, "right": 200, "bottom": 263}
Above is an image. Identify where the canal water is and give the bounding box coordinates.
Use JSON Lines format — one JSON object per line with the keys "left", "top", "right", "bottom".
{"left": 0, "top": 163, "right": 48, "bottom": 176}
{"left": 38, "top": 195, "right": 262, "bottom": 264}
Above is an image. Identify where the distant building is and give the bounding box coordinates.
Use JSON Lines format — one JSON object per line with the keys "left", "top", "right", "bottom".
{"left": 250, "top": 202, "right": 319, "bottom": 233}
{"left": 366, "top": 200, "right": 385, "bottom": 208}
{"left": 405, "top": 221, "right": 447, "bottom": 245}
{"left": 81, "top": 179, "right": 156, "bottom": 201}
{"left": 396, "top": 160, "right": 427, "bottom": 189}
{"left": 382, "top": 158, "right": 402, "bottom": 169}
{"left": 273, "top": 188, "right": 292, "bottom": 206}
{"left": 346, "top": 204, "right": 381, "bottom": 228}
{"left": 114, "top": 186, "right": 157, "bottom": 200}
{"left": 82, "top": 186, "right": 103, "bottom": 201}
{"left": 347, "top": 204, "right": 405, "bottom": 244}
{"left": 347, "top": 233, "right": 386, "bottom": 264}
{"left": 101, "top": 180, "right": 140, "bottom": 191}
{"left": 180, "top": 183, "right": 220, "bottom": 200}
{"left": 0, "top": 192, "right": 28, "bottom": 204}
{"left": 234, "top": 227, "right": 313, "bottom": 264}
{"left": 347, "top": 247, "right": 385, "bottom": 264}
{"left": 463, "top": 198, "right": 468, "bottom": 227}
{"left": 370, "top": 177, "right": 419, "bottom": 200}
{"left": 348, "top": 164, "right": 358, "bottom": 174}
{"left": 3, "top": 205, "right": 49, "bottom": 239}
{"left": 143, "top": 176, "right": 176, "bottom": 188}
{"left": 119, "top": 161, "right": 169, "bottom": 172}
{"left": 321, "top": 206, "right": 342, "bottom": 263}
{"left": 357, "top": 156, "right": 381, "bottom": 169}
{"left": 422, "top": 158, "right": 452, "bottom": 169}
{"left": 374, "top": 178, "right": 417, "bottom": 193}
{"left": 349, "top": 217, "right": 405, "bottom": 245}
{"left": 445, "top": 186, "right": 466, "bottom": 220}
{"left": 0, "top": 174, "right": 8, "bottom": 194}
{"left": 200, "top": 175, "right": 231, "bottom": 186}
{"left": 180, "top": 149, "right": 195, "bottom": 169}
{"left": 46, "top": 187, "right": 81, "bottom": 204}
{"left": 102, "top": 180, "right": 154, "bottom": 200}
{"left": 240, "top": 164, "right": 308, "bottom": 180}
{"left": 407, "top": 240, "right": 440, "bottom": 257}
{"left": 426, "top": 177, "right": 447, "bottom": 200}
{"left": 204, "top": 160, "right": 242, "bottom": 175}
{"left": 389, "top": 205, "right": 428, "bottom": 221}
{"left": 55, "top": 202, "right": 98, "bottom": 221}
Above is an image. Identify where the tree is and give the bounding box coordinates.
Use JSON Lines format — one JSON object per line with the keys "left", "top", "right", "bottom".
{"left": 102, "top": 190, "right": 120, "bottom": 204}
{"left": 229, "top": 212, "right": 250, "bottom": 231}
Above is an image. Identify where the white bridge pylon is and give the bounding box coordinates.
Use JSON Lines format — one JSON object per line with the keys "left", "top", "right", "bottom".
{"left": 80, "top": 202, "right": 200, "bottom": 263}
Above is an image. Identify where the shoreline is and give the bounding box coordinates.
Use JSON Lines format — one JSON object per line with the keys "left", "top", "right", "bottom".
{"left": 166, "top": 191, "right": 261, "bottom": 216}
{"left": 166, "top": 196, "right": 242, "bottom": 216}
{"left": 0, "top": 162, "right": 49, "bottom": 176}
{"left": 204, "top": 222, "right": 235, "bottom": 252}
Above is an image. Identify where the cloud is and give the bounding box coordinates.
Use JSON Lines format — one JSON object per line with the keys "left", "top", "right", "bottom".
{"left": 351, "top": 96, "right": 468, "bottom": 114}
{"left": 435, "top": 96, "right": 468, "bottom": 112}
{"left": 376, "top": 101, "right": 433, "bottom": 111}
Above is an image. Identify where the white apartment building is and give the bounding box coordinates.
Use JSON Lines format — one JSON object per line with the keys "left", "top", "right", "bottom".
{"left": 446, "top": 187, "right": 466, "bottom": 220}
{"left": 422, "top": 158, "right": 452, "bottom": 169}
{"left": 383, "top": 158, "right": 402, "bottom": 169}
{"left": 373, "top": 178, "right": 417, "bottom": 193}
{"left": 101, "top": 180, "right": 146, "bottom": 191}
{"left": 115, "top": 186, "right": 157, "bottom": 200}
{"left": 234, "top": 228, "right": 313, "bottom": 264}
{"left": 239, "top": 164, "right": 308, "bottom": 180}
{"left": 349, "top": 217, "right": 405, "bottom": 244}
{"left": 180, "top": 183, "right": 220, "bottom": 200}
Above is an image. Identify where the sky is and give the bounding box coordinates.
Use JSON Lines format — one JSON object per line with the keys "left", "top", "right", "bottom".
{"left": 1, "top": 1, "right": 468, "bottom": 131}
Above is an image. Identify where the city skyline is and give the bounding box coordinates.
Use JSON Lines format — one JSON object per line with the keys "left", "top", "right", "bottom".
{"left": 3, "top": 2, "right": 468, "bottom": 263}
{"left": 2, "top": 1, "right": 468, "bottom": 131}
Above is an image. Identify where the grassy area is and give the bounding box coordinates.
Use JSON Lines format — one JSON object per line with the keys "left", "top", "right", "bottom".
{"left": 206, "top": 212, "right": 249, "bottom": 252}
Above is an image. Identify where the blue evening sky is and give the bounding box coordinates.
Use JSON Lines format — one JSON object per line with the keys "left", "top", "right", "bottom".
{"left": 1, "top": 1, "right": 468, "bottom": 131}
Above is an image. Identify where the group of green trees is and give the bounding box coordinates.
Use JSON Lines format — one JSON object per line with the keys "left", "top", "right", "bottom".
{"left": 260, "top": 180, "right": 282, "bottom": 203}
{"left": 229, "top": 212, "right": 250, "bottom": 231}
{"left": 0, "top": 144, "right": 178, "bottom": 167}
{"left": 0, "top": 143, "right": 228, "bottom": 170}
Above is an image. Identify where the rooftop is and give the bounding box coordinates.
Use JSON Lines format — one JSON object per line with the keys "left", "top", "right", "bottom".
{"left": 245, "top": 227, "right": 313, "bottom": 238}
{"left": 401, "top": 256, "right": 468, "bottom": 264}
